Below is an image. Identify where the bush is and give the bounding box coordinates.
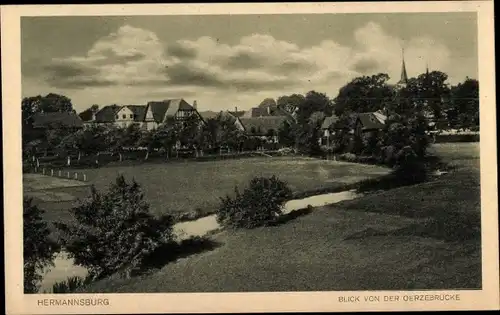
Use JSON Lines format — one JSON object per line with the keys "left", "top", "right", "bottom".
{"left": 392, "top": 146, "right": 428, "bottom": 184}
{"left": 52, "top": 275, "right": 92, "bottom": 293}
{"left": 216, "top": 176, "right": 293, "bottom": 229}
{"left": 339, "top": 153, "right": 358, "bottom": 162}
{"left": 55, "top": 175, "right": 175, "bottom": 279}
{"left": 23, "top": 198, "right": 60, "bottom": 293}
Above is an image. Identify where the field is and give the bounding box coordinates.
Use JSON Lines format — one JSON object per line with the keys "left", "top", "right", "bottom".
{"left": 24, "top": 156, "right": 390, "bottom": 233}
{"left": 81, "top": 143, "right": 481, "bottom": 292}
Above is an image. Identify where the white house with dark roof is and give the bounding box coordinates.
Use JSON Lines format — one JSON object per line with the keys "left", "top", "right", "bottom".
{"left": 83, "top": 104, "right": 145, "bottom": 129}
{"left": 143, "top": 99, "right": 204, "bottom": 130}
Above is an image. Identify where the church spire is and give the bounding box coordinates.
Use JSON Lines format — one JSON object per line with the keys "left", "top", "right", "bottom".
{"left": 398, "top": 48, "right": 408, "bottom": 85}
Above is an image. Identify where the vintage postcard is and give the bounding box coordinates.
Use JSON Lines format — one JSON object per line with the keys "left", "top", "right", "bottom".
{"left": 2, "top": 1, "right": 499, "bottom": 314}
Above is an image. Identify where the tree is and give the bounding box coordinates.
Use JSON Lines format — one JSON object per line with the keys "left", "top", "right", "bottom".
{"left": 449, "top": 77, "right": 479, "bottom": 129}
{"left": 277, "top": 94, "right": 305, "bottom": 115}
{"left": 24, "top": 198, "right": 59, "bottom": 293}
{"left": 177, "top": 114, "right": 203, "bottom": 155}
{"left": 257, "top": 98, "right": 277, "bottom": 109}
{"left": 22, "top": 93, "right": 74, "bottom": 120}
{"left": 138, "top": 129, "right": 161, "bottom": 160}
{"left": 396, "top": 71, "right": 451, "bottom": 120}
{"left": 377, "top": 111, "right": 431, "bottom": 165}
{"left": 55, "top": 175, "right": 175, "bottom": 279}
{"left": 277, "top": 120, "right": 295, "bottom": 147}
{"left": 22, "top": 96, "right": 43, "bottom": 125}
{"left": 216, "top": 115, "right": 245, "bottom": 152}
{"left": 217, "top": 176, "right": 292, "bottom": 229}
{"left": 44, "top": 123, "right": 74, "bottom": 156}
{"left": 39, "top": 93, "right": 74, "bottom": 113}
{"left": 334, "top": 73, "right": 394, "bottom": 115}
{"left": 296, "top": 91, "right": 333, "bottom": 123}
{"left": 154, "top": 123, "right": 178, "bottom": 158}
{"left": 107, "top": 127, "right": 127, "bottom": 161}
{"left": 199, "top": 117, "right": 220, "bottom": 149}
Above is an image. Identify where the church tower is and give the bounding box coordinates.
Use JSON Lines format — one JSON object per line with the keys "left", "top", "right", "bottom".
{"left": 396, "top": 48, "right": 408, "bottom": 88}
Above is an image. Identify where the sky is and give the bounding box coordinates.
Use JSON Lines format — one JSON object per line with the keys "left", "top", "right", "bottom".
{"left": 21, "top": 13, "right": 478, "bottom": 113}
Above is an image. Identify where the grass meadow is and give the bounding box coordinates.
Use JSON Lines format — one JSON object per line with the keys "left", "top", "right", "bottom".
{"left": 24, "top": 156, "right": 390, "bottom": 235}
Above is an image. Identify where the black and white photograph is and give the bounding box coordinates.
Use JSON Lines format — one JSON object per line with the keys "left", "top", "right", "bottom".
{"left": 3, "top": 1, "right": 498, "bottom": 314}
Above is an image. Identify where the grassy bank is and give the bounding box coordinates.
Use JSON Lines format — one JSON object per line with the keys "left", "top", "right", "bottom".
{"left": 80, "top": 156, "right": 481, "bottom": 292}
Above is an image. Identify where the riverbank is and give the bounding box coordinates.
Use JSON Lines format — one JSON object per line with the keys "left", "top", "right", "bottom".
{"left": 38, "top": 188, "right": 363, "bottom": 292}
{"left": 40, "top": 143, "right": 480, "bottom": 292}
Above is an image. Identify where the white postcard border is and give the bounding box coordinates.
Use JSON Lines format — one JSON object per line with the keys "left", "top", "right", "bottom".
{"left": 2, "top": 1, "right": 498, "bottom": 314}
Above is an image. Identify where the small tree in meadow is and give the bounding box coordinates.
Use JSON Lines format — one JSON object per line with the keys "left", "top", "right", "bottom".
{"left": 24, "top": 198, "right": 60, "bottom": 293}
{"left": 217, "top": 176, "right": 293, "bottom": 229}
{"left": 55, "top": 175, "right": 174, "bottom": 279}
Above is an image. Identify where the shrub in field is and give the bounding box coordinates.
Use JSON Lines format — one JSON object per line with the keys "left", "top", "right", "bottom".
{"left": 339, "top": 153, "right": 358, "bottom": 162}
{"left": 216, "top": 176, "right": 293, "bottom": 229}
{"left": 23, "top": 198, "right": 60, "bottom": 293}
{"left": 55, "top": 175, "right": 175, "bottom": 279}
{"left": 392, "top": 146, "right": 428, "bottom": 184}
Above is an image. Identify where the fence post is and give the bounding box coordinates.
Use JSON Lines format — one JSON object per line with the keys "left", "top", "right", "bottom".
{"left": 83, "top": 174, "right": 87, "bottom": 182}
{"left": 58, "top": 170, "right": 62, "bottom": 177}
{"left": 51, "top": 169, "right": 54, "bottom": 176}
{"left": 74, "top": 172, "right": 78, "bottom": 180}
{"left": 67, "top": 172, "right": 70, "bottom": 179}
{"left": 42, "top": 168, "right": 45, "bottom": 175}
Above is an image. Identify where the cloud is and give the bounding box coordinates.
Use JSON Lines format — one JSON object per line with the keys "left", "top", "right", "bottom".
{"left": 166, "top": 42, "right": 198, "bottom": 59}
{"left": 351, "top": 57, "right": 381, "bottom": 74}
{"left": 31, "top": 22, "right": 453, "bottom": 104}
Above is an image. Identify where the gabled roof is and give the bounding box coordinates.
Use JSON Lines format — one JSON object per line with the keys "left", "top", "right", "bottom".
{"left": 79, "top": 108, "right": 94, "bottom": 122}
{"left": 145, "top": 99, "right": 194, "bottom": 123}
{"left": 241, "top": 105, "right": 294, "bottom": 120}
{"left": 95, "top": 105, "right": 122, "bottom": 123}
{"left": 240, "top": 116, "right": 288, "bottom": 135}
{"left": 321, "top": 115, "right": 340, "bottom": 129}
{"left": 146, "top": 101, "right": 170, "bottom": 122}
{"left": 356, "top": 112, "right": 387, "bottom": 130}
{"left": 125, "top": 105, "right": 146, "bottom": 122}
{"left": 198, "top": 111, "right": 221, "bottom": 120}
{"left": 32, "top": 112, "right": 83, "bottom": 129}
{"left": 242, "top": 107, "right": 270, "bottom": 118}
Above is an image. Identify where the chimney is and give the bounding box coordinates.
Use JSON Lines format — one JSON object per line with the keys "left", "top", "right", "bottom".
{"left": 235, "top": 106, "right": 238, "bottom": 112}
{"left": 193, "top": 100, "right": 197, "bottom": 110}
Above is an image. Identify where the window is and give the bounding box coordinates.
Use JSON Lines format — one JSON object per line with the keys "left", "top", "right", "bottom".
{"left": 122, "top": 114, "right": 126, "bottom": 119}
{"left": 130, "top": 114, "right": 133, "bottom": 118}
{"left": 115, "top": 115, "right": 119, "bottom": 119}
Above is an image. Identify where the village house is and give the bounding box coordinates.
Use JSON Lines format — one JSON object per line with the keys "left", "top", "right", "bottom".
{"left": 320, "top": 115, "right": 349, "bottom": 146}
{"left": 197, "top": 106, "right": 245, "bottom": 129}
{"left": 79, "top": 99, "right": 203, "bottom": 130}
{"left": 78, "top": 107, "right": 98, "bottom": 128}
{"left": 239, "top": 116, "right": 288, "bottom": 143}
{"left": 229, "top": 102, "right": 295, "bottom": 143}
{"left": 80, "top": 104, "right": 145, "bottom": 129}
{"left": 354, "top": 110, "right": 388, "bottom": 140}
{"left": 26, "top": 112, "right": 84, "bottom": 156}
{"left": 143, "top": 99, "right": 204, "bottom": 130}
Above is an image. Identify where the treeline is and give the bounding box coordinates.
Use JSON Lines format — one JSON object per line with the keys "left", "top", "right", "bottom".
{"left": 22, "top": 71, "right": 479, "bottom": 166}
